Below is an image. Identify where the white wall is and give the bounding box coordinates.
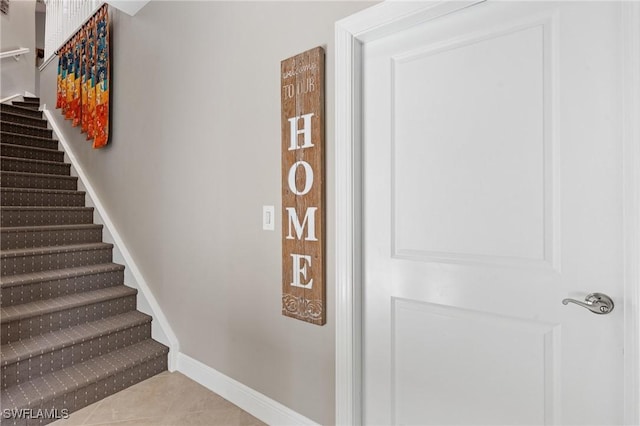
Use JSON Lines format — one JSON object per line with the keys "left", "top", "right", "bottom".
{"left": 39, "top": 2, "right": 374, "bottom": 423}
{"left": 1, "top": 0, "right": 36, "bottom": 98}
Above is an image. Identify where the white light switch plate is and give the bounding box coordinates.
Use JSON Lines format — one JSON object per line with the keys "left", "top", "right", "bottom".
{"left": 263, "top": 206, "right": 275, "bottom": 231}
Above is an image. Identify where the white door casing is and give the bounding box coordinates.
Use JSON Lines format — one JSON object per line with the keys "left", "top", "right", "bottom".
{"left": 335, "top": 1, "right": 640, "bottom": 425}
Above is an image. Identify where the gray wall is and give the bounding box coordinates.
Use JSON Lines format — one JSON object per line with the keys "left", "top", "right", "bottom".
{"left": 1, "top": 0, "right": 36, "bottom": 98}
{"left": 35, "top": 11, "right": 45, "bottom": 50}
{"left": 39, "top": 2, "right": 373, "bottom": 424}
{"left": 35, "top": 11, "right": 45, "bottom": 93}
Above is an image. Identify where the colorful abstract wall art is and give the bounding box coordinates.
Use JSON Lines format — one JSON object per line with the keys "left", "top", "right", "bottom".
{"left": 55, "top": 4, "right": 110, "bottom": 149}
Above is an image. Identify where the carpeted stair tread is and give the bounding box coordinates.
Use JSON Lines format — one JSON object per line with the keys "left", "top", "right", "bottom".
{"left": 0, "top": 285, "right": 137, "bottom": 323}
{"left": 1, "top": 223, "right": 103, "bottom": 250}
{"left": 0, "top": 171, "right": 78, "bottom": 190}
{"left": 1, "top": 141, "right": 64, "bottom": 155}
{"left": 1, "top": 120, "right": 52, "bottom": 133}
{"left": 1, "top": 142, "right": 61, "bottom": 154}
{"left": 0, "top": 155, "right": 66, "bottom": 165}
{"left": 0, "top": 143, "right": 64, "bottom": 162}
{"left": 1, "top": 242, "right": 113, "bottom": 260}
{"left": 1, "top": 339, "right": 168, "bottom": 410}
{"left": 1, "top": 171, "right": 78, "bottom": 191}
{"left": 1, "top": 156, "right": 70, "bottom": 175}
{"left": 10, "top": 101, "right": 40, "bottom": 110}
{"left": 1, "top": 146, "right": 63, "bottom": 165}
{"left": 0, "top": 104, "right": 43, "bottom": 118}
{"left": 1, "top": 156, "right": 65, "bottom": 165}
{"left": 1, "top": 242, "right": 113, "bottom": 276}
{"left": 0, "top": 262, "right": 123, "bottom": 288}
{"left": 1, "top": 223, "right": 102, "bottom": 235}
{"left": 0, "top": 206, "right": 92, "bottom": 212}
{"left": 1, "top": 187, "right": 84, "bottom": 195}
{"left": 1, "top": 311, "right": 151, "bottom": 366}
{"left": 1, "top": 131, "right": 58, "bottom": 146}
{"left": 1, "top": 205, "right": 94, "bottom": 227}
{"left": 1, "top": 170, "right": 77, "bottom": 182}
{"left": 1, "top": 187, "right": 85, "bottom": 207}
{"left": 0, "top": 111, "right": 48, "bottom": 128}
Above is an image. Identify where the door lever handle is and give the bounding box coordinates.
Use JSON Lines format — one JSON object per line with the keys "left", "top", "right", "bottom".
{"left": 562, "top": 293, "right": 614, "bottom": 314}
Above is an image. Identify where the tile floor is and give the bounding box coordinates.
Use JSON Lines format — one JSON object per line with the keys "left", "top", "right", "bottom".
{"left": 51, "top": 371, "right": 266, "bottom": 426}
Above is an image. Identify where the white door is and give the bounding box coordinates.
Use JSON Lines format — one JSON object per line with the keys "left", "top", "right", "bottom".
{"left": 363, "top": 2, "right": 626, "bottom": 425}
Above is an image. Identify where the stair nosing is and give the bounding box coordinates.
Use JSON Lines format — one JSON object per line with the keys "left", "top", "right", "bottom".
{"left": 0, "top": 206, "right": 93, "bottom": 211}
{"left": 0, "top": 285, "right": 138, "bottom": 323}
{"left": 1, "top": 224, "right": 102, "bottom": 233}
{"left": 0, "top": 156, "right": 69, "bottom": 166}
{"left": 1, "top": 170, "right": 77, "bottom": 181}
{"left": 1, "top": 131, "right": 57, "bottom": 143}
{"left": 0, "top": 142, "right": 62, "bottom": 154}
{"left": 0, "top": 105, "right": 43, "bottom": 115}
{"left": 1, "top": 242, "right": 114, "bottom": 258}
{"left": 1, "top": 187, "right": 85, "bottom": 195}
{"left": 0, "top": 311, "right": 152, "bottom": 366}
{"left": 0, "top": 111, "right": 47, "bottom": 123}
{"left": 0, "top": 339, "right": 168, "bottom": 410}
{"left": 0, "top": 120, "right": 50, "bottom": 132}
{"left": 0, "top": 262, "right": 123, "bottom": 288}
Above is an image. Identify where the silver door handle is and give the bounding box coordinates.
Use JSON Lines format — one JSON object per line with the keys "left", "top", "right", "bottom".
{"left": 562, "top": 293, "right": 614, "bottom": 314}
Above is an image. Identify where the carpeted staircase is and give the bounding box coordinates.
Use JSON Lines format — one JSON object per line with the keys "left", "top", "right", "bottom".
{"left": 0, "top": 97, "right": 168, "bottom": 425}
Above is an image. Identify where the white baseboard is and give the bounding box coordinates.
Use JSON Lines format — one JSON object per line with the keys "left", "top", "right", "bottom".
{"left": 42, "top": 108, "right": 180, "bottom": 371}
{"left": 177, "top": 352, "right": 319, "bottom": 426}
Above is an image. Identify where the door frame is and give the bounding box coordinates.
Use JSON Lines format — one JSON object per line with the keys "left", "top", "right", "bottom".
{"left": 334, "top": 2, "right": 640, "bottom": 425}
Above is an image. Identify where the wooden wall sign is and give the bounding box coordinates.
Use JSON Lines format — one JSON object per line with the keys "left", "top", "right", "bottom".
{"left": 281, "top": 47, "right": 325, "bottom": 325}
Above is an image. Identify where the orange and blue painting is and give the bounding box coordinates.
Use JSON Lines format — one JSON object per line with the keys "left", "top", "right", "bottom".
{"left": 64, "top": 39, "right": 74, "bottom": 121}
{"left": 84, "top": 17, "right": 96, "bottom": 138}
{"left": 56, "top": 47, "right": 66, "bottom": 111}
{"left": 93, "top": 7, "right": 109, "bottom": 149}
{"left": 55, "top": 4, "right": 109, "bottom": 149}
{"left": 71, "top": 34, "right": 82, "bottom": 127}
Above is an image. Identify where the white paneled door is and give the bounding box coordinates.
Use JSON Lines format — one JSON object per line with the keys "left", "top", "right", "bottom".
{"left": 363, "top": 2, "right": 626, "bottom": 425}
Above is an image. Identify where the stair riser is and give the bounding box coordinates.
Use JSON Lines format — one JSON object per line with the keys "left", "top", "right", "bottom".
{"left": 1, "top": 294, "right": 137, "bottom": 344}
{"left": 23, "top": 97, "right": 40, "bottom": 103}
{"left": 1, "top": 227, "right": 103, "bottom": 250}
{"left": 1, "top": 247, "right": 113, "bottom": 276}
{"left": 1, "top": 122, "right": 52, "bottom": 138}
{"left": 1, "top": 190, "right": 85, "bottom": 207}
{"left": 0, "top": 104, "right": 43, "bottom": 118}
{"left": 0, "top": 113, "right": 48, "bottom": 128}
{"left": 0, "top": 174, "right": 77, "bottom": 190}
{"left": 1, "top": 145, "right": 64, "bottom": 162}
{"left": 1, "top": 209, "right": 93, "bottom": 227}
{"left": 0, "top": 158, "right": 70, "bottom": 175}
{"left": 1, "top": 268, "right": 123, "bottom": 306}
{"left": 3, "top": 354, "right": 167, "bottom": 426}
{"left": 1, "top": 322, "right": 151, "bottom": 390}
